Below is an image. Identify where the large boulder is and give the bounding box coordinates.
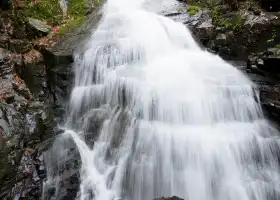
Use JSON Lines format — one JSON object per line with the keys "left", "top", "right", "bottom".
{"left": 26, "top": 18, "right": 51, "bottom": 39}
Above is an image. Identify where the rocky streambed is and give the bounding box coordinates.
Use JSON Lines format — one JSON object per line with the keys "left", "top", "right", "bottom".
{"left": 1, "top": 0, "right": 280, "bottom": 199}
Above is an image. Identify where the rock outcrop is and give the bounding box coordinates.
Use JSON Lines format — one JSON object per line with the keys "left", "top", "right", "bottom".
{"left": 260, "top": 0, "right": 280, "bottom": 11}
{"left": 155, "top": 197, "right": 184, "bottom": 200}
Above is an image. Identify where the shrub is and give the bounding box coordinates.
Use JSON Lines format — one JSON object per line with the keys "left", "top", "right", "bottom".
{"left": 187, "top": 5, "right": 201, "bottom": 15}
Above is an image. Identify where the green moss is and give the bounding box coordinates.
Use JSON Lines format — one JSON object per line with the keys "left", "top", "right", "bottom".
{"left": 212, "top": 7, "right": 242, "bottom": 30}
{"left": 187, "top": 5, "right": 201, "bottom": 16}
{"left": 275, "top": 44, "right": 280, "bottom": 49}
{"left": 58, "top": 16, "right": 85, "bottom": 34}
{"left": 267, "top": 30, "right": 277, "bottom": 44}
{"left": 22, "top": 0, "right": 103, "bottom": 26}
{"left": 68, "top": 0, "right": 85, "bottom": 18}
{"left": 23, "top": 0, "right": 62, "bottom": 25}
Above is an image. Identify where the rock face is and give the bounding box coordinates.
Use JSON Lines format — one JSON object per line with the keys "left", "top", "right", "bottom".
{"left": 169, "top": 2, "right": 280, "bottom": 60}
{"left": 0, "top": 0, "right": 11, "bottom": 10}
{"left": 246, "top": 47, "right": 280, "bottom": 122}
{"left": 0, "top": 47, "right": 57, "bottom": 199}
{"left": 155, "top": 197, "right": 184, "bottom": 200}
{"left": 35, "top": 9, "right": 102, "bottom": 118}
{"left": 0, "top": 6, "right": 58, "bottom": 200}
{"left": 260, "top": 0, "right": 280, "bottom": 11}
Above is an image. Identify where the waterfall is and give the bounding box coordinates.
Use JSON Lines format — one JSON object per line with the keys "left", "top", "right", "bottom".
{"left": 44, "top": 0, "right": 280, "bottom": 200}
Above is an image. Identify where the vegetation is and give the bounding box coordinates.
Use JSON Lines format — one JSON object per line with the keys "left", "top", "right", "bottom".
{"left": 212, "top": 7, "right": 243, "bottom": 30}
{"left": 186, "top": 0, "right": 221, "bottom": 8}
{"left": 275, "top": 44, "right": 280, "bottom": 49}
{"left": 22, "top": 0, "right": 63, "bottom": 25}
{"left": 58, "top": 16, "right": 85, "bottom": 34}
{"left": 267, "top": 30, "right": 277, "bottom": 44}
{"left": 187, "top": 5, "right": 201, "bottom": 16}
{"left": 21, "top": 0, "right": 102, "bottom": 33}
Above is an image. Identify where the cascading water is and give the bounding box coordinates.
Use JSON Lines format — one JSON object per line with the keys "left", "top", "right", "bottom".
{"left": 44, "top": 0, "right": 280, "bottom": 200}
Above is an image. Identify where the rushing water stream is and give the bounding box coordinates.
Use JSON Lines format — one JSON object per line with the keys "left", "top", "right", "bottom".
{"left": 44, "top": 0, "right": 280, "bottom": 200}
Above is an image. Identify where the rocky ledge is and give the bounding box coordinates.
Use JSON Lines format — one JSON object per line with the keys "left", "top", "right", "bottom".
{"left": 0, "top": 12, "right": 58, "bottom": 200}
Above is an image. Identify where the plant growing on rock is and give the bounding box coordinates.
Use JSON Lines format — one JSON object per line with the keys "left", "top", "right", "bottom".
{"left": 187, "top": 5, "right": 201, "bottom": 15}
{"left": 212, "top": 7, "right": 243, "bottom": 30}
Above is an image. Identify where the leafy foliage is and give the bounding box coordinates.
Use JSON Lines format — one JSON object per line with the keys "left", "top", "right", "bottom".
{"left": 212, "top": 7, "right": 243, "bottom": 30}
{"left": 23, "top": 0, "right": 62, "bottom": 25}
{"left": 187, "top": 5, "right": 201, "bottom": 16}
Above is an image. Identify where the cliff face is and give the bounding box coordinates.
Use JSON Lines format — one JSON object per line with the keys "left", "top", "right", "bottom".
{"left": 0, "top": 1, "right": 102, "bottom": 199}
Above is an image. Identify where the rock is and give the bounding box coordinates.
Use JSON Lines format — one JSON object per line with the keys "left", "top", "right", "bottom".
{"left": 259, "top": 0, "right": 280, "bottom": 12}
{"left": 186, "top": 9, "right": 212, "bottom": 28}
{"left": 215, "top": 33, "right": 228, "bottom": 45}
{"left": 79, "top": 107, "right": 110, "bottom": 146}
{"left": 24, "top": 101, "right": 56, "bottom": 147}
{"left": 35, "top": 10, "right": 102, "bottom": 115}
{"left": 155, "top": 196, "right": 184, "bottom": 200}
{"left": 42, "top": 134, "right": 81, "bottom": 200}
{"left": 20, "top": 49, "right": 47, "bottom": 98}
{"left": 243, "top": 13, "right": 271, "bottom": 29}
{"left": 248, "top": 47, "right": 280, "bottom": 75}
{"left": 246, "top": 47, "right": 280, "bottom": 123}
{"left": 195, "top": 19, "right": 214, "bottom": 43}
{"left": 27, "top": 18, "right": 51, "bottom": 38}
{"left": 0, "top": 0, "right": 11, "bottom": 10}
{"left": 85, "top": 0, "right": 95, "bottom": 14}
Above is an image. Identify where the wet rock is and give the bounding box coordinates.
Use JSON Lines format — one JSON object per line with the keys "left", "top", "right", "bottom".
{"left": 155, "top": 196, "right": 184, "bottom": 200}
{"left": 79, "top": 106, "right": 110, "bottom": 146}
{"left": 246, "top": 47, "right": 280, "bottom": 123}
{"left": 24, "top": 101, "right": 56, "bottom": 147}
{"left": 0, "top": 99, "right": 57, "bottom": 199}
{"left": 247, "top": 47, "right": 280, "bottom": 76}
{"left": 42, "top": 135, "right": 81, "bottom": 200}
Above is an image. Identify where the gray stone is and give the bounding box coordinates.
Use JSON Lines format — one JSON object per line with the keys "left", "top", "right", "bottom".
{"left": 243, "top": 13, "right": 271, "bottom": 28}
{"left": 27, "top": 18, "right": 51, "bottom": 34}
{"left": 196, "top": 19, "right": 214, "bottom": 40}
{"left": 0, "top": 119, "right": 10, "bottom": 137}
{"left": 215, "top": 33, "right": 228, "bottom": 45}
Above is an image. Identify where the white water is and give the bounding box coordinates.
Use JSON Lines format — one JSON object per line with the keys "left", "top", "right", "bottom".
{"left": 45, "top": 0, "right": 280, "bottom": 200}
